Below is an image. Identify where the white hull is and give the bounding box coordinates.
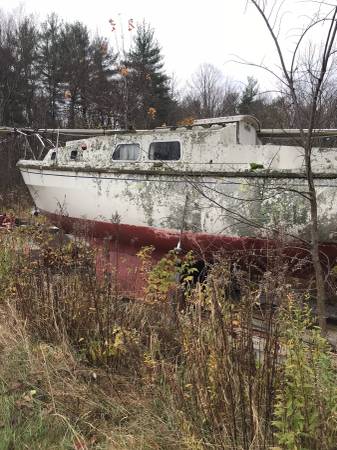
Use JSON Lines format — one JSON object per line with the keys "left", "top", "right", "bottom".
{"left": 19, "top": 164, "right": 337, "bottom": 243}
{"left": 16, "top": 115, "right": 337, "bottom": 244}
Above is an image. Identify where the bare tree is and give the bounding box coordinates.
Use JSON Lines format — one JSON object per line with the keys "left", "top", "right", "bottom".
{"left": 182, "top": 63, "right": 241, "bottom": 119}
{"left": 184, "top": 63, "right": 226, "bottom": 118}
{"left": 249, "top": 0, "right": 337, "bottom": 335}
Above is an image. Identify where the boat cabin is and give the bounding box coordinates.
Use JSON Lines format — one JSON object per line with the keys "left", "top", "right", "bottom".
{"left": 46, "top": 115, "right": 261, "bottom": 167}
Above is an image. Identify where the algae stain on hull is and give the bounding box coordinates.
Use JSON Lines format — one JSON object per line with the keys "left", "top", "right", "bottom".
{"left": 17, "top": 116, "right": 337, "bottom": 243}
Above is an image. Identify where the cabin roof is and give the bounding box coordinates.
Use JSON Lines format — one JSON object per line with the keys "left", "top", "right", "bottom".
{"left": 192, "top": 115, "right": 260, "bottom": 130}
{"left": 0, "top": 115, "right": 261, "bottom": 139}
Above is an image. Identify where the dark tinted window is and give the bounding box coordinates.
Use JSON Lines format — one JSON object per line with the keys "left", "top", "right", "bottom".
{"left": 112, "top": 143, "right": 140, "bottom": 160}
{"left": 70, "top": 150, "right": 78, "bottom": 160}
{"left": 149, "top": 141, "right": 181, "bottom": 160}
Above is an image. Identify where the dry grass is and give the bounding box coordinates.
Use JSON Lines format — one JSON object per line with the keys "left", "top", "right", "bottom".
{"left": 0, "top": 224, "right": 337, "bottom": 449}
{"left": 0, "top": 302, "right": 191, "bottom": 449}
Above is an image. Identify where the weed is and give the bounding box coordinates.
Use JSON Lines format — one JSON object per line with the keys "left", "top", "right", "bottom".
{"left": 0, "top": 224, "right": 337, "bottom": 449}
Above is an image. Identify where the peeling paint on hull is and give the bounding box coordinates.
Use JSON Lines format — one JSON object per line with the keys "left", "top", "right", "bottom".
{"left": 16, "top": 115, "right": 337, "bottom": 295}
{"left": 44, "top": 211, "right": 337, "bottom": 281}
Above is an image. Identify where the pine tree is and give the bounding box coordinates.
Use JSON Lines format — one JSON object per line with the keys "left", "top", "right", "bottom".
{"left": 16, "top": 16, "right": 39, "bottom": 126}
{"left": 0, "top": 14, "right": 19, "bottom": 125}
{"left": 0, "top": 14, "right": 38, "bottom": 126}
{"left": 238, "top": 76, "right": 260, "bottom": 115}
{"left": 37, "top": 13, "right": 64, "bottom": 127}
{"left": 126, "top": 22, "right": 172, "bottom": 128}
{"left": 59, "top": 22, "right": 90, "bottom": 127}
{"left": 86, "top": 36, "right": 118, "bottom": 127}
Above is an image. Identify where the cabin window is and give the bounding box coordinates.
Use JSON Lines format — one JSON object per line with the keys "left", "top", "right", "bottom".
{"left": 51, "top": 152, "right": 56, "bottom": 161}
{"left": 149, "top": 141, "right": 181, "bottom": 160}
{"left": 112, "top": 143, "right": 140, "bottom": 161}
{"left": 70, "top": 150, "right": 78, "bottom": 160}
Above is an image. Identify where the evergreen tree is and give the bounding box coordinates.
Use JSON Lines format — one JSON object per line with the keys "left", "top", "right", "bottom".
{"left": 15, "top": 16, "right": 39, "bottom": 126}
{"left": 0, "top": 14, "right": 18, "bottom": 125}
{"left": 37, "top": 13, "right": 64, "bottom": 127}
{"left": 126, "top": 22, "right": 172, "bottom": 128}
{"left": 238, "top": 76, "right": 260, "bottom": 115}
{"left": 59, "top": 22, "right": 90, "bottom": 127}
{"left": 0, "top": 14, "right": 38, "bottom": 126}
{"left": 86, "top": 36, "right": 118, "bottom": 127}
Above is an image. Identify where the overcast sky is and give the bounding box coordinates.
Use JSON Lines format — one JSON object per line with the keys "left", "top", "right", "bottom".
{"left": 0, "top": 0, "right": 330, "bottom": 92}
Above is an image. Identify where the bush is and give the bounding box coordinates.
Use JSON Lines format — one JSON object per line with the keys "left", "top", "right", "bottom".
{"left": 1, "top": 224, "right": 337, "bottom": 449}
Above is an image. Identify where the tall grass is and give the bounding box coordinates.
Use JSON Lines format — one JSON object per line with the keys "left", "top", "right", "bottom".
{"left": 1, "top": 224, "right": 337, "bottom": 449}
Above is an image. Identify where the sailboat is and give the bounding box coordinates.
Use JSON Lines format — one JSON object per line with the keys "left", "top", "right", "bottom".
{"left": 2, "top": 114, "right": 337, "bottom": 291}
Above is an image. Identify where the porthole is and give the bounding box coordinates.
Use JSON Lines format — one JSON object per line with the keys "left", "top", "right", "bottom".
{"left": 70, "top": 150, "right": 78, "bottom": 160}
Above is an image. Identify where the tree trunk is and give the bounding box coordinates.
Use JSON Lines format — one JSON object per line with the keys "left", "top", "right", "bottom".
{"left": 306, "top": 150, "right": 327, "bottom": 335}
{"left": 309, "top": 191, "right": 327, "bottom": 335}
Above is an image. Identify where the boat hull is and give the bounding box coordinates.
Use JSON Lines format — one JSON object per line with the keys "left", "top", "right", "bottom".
{"left": 18, "top": 165, "right": 337, "bottom": 241}
{"left": 43, "top": 210, "right": 337, "bottom": 274}
{"left": 19, "top": 165, "right": 337, "bottom": 295}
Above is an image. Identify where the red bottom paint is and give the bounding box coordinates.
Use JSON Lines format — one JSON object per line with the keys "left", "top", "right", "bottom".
{"left": 43, "top": 212, "right": 337, "bottom": 297}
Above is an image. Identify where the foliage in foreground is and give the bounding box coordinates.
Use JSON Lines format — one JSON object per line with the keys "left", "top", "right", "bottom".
{"left": 0, "top": 225, "right": 337, "bottom": 449}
